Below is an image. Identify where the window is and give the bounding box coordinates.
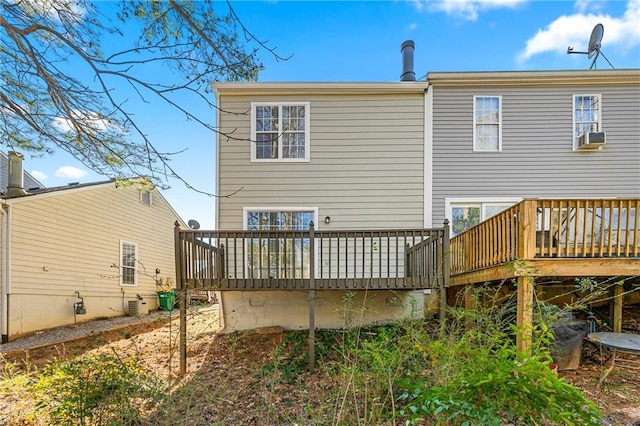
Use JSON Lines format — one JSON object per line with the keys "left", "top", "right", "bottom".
{"left": 243, "top": 208, "right": 317, "bottom": 279}
{"left": 140, "top": 190, "right": 152, "bottom": 206}
{"left": 473, "top": 96, "right": 502, "bottom": 151}
{"left": 120, "top": 241, "right": 138, "bottom": 286}
{"left": 446, "top": 199, "right": 520, "bottom": 236}
{"left": 251, "top": 102, "right": 310, "bottom": 161}
{"left": 573, "top": 94, "right": 601, "bottom": 147}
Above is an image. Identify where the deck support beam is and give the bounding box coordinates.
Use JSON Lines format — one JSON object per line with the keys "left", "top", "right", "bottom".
{"left": 612, "top": 284, "right": 623, "bottom": 333}
{"left": 175, "top": 221, "right": 188, "bottom": 377}
{"left": 308, "top": 222, "right": 316, "bottom": 371}
{"left": 179, "top": 289, "right": 187, "bottom": 375}
{"left": 516, "top": 276, "right": 534, "bottom": 355}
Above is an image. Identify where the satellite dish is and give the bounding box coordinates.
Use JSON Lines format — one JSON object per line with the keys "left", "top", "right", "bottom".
{"left": 587, "top": 23, "right": 604, "bottom": 59}
{"left": 566, "top": 23, "right": 614, "bottom": 70}
{"left": 188, "top": 219, "right": 200, "bottom": 230}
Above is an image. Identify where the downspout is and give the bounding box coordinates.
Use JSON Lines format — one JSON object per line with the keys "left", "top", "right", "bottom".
{"left": 1, "top": 202, "right": 10, "bottom": 343}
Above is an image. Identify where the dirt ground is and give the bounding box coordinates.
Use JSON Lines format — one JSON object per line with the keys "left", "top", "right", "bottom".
{"left": 2, "top": 305, "right": 640, "bottom": 425}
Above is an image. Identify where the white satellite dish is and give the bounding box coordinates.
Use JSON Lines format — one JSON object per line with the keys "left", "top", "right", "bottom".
{"left": 567, "top": 23, "right": 614, "bottom": 69}
{"left": 187, "top": 219, "right": 200, "bottom": 230}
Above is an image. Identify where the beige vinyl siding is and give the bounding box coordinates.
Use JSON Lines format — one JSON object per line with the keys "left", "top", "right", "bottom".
{"left": 6, "top": 183, "right": 181, "bottom": 336}
{"left": 432, "top": 83, "right": 640, "bottom": 225}
{"left": 218, "top": 93, "right": 425, "bottom": 230}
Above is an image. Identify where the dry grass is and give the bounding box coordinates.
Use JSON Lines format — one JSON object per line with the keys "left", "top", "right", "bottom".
{"left": 2, "top": 305, "right": 640, "bottom": 425}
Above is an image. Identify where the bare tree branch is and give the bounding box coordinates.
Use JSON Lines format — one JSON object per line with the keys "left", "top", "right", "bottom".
{"left": 0, "top": 0, "right": 288, "bottom": 196}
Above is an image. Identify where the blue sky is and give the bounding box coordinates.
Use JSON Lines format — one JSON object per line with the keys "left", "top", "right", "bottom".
{"left": 21, "top": 0, "right": 640, "bottom": 229}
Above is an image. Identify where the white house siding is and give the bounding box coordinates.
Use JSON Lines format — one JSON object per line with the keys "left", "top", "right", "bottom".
{"left": 217, "top": 90, "right": 426, "bottom": 231}
{"left": 430, "top": 73, "right": 640, "bottom": 225}
{"left": 5, "top": 183, "right": 181, "bottom": 338}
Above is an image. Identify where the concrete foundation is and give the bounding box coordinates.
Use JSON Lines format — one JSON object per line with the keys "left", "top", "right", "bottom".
{"left": 219, "top": 289, "right": 426, "bottom": 333}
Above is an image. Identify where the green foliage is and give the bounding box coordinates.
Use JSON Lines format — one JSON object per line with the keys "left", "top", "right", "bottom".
{"left": 261, "top": 330, "right": 333, "bottom": 385}
{"left": 32, "top": 351, "right": 166, "bottom": 425}
{"left": 393, "top": 290, "right": 601, "bottom": 425}
{"left": 327, "top": 287, "right": 603, "bottom": 425}
{"left": 397, "top": 334, "right": 600, "bottom": 425}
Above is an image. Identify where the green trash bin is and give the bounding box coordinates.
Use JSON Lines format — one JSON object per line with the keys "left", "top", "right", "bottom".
{"left": 157, "top": 291, "right": 175, "bottom": 311}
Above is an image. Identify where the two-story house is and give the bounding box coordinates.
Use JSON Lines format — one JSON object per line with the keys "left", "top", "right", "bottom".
{"left": 187, "top": 48, "right": 639, "bottom": 335}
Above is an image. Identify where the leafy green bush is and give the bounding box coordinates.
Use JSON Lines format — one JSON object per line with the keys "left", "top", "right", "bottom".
{"left": 32, "top": 351, "right": 166, "bottom": 425}
{"left": 394, "top": 289, "right": 602, "bottom": 425}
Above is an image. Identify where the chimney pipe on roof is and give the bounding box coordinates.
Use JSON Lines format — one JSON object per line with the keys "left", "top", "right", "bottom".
{"left": 400, "top": 40, "right": 416, "bottom": 81}
{"left": 7, "top": 151, "right": 26, "bottom": 198}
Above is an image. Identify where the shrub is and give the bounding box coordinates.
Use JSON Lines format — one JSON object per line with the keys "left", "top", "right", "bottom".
{"left": 32, "top": 351, "right": 166, "bottom": 425}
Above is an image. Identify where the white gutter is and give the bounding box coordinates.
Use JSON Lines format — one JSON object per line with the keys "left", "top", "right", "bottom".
{"left": 1, "top": 204, "right": 10, "bottom": 343}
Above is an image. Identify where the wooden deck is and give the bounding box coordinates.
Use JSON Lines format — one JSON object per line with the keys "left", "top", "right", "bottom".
{"left": 174, "top": 225, "right": 450, "bottom": 292}
{"left": 174, "top": 198, "right": 639, "bottom": 373}
{"left": 450, "top": 198, "right": 640, "bottom": 286}
{"left": 449, "top": 198, "right": 639, "bottom": 353}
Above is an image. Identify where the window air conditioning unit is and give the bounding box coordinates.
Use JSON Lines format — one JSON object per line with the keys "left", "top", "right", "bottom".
{"left": 577, "top": 132, "right": 606, "bottom": 150}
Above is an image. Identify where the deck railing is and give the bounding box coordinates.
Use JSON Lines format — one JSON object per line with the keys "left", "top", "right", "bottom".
{"left": 450, "top": 198, "right": 640, "bottom": 275}
{"left": 175, "top": 223, "right": 449, "bottom": 291}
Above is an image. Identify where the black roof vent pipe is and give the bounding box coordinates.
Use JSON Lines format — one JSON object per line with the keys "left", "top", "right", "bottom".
{"left": 400, "top": 40, "right": 416, "bottom": 81}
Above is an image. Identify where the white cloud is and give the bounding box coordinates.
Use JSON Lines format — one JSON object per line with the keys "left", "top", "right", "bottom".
{"left": 574, "top": 0, "right": 608, "bottom": 14}
{"left": 51, "top": 109, "right": 117, "bottom": 134}
{"left": 7, "top": 0, "right": 86, "bottom": 23}
{"left": 55, "top": 166, "right": 86, "bottom": 179}
{"left": 408, "top": 23, "right": 418, "bottom": 31}
{"left": 412, "top": 0, "right": 526, "bottom": 21}
{"left": 30, "top": 170, "right": 48, "bottom": 181}
{"left": 518, "top": 0, "right": 640, "bottom": 62}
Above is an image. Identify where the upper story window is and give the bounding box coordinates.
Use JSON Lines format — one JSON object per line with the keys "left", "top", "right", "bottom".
{"left": 140, "top": 190, "right": 152, "bottom": 206}
{"left": 120, "top": 241, "right": 138, "bottom": 286}
{"left": 473, "top": 96, "right": 502, "bottom": 152}
{"left": 573, "top": 94, "right": 601, "bottom": 145}
{"left": 251, "top": 102, "right": 310, "bottom": 162}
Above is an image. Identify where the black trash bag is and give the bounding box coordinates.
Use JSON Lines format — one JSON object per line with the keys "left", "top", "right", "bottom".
{"left": 551, "top": 320, "right": 587, "bottom": 370}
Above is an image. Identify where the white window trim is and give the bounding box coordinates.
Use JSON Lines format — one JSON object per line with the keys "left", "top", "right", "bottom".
{"left": 572, "top": 94, "right": 602, "bottom": 151}
{"left": 243, "top": 206, "right": 319, "bottom": 230}
{"left": 445, "top": 197, "right": 522, "bottom": 234}
{"left": 250, "top": 102, "right": 311, "bottom": 162}
{"left": 119, "top": 240, "right": 138, "bottom": 287}
{"left": 139, "top": 190, "right": 153, "bottom": 206}
{"left": 242, "top": 207, "right": 319, "bottom": 280}
{"left": 472, "top": 95, "right": 502, "bottom": 152}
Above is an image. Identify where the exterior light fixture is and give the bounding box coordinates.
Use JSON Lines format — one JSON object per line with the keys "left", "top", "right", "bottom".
{"left": 324, "top": 216, "right": 331, "bottom": 224}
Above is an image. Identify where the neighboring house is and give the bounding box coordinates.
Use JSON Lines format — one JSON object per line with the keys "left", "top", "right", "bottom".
{"left": 426, "top": 70, "right": 640, "bottom": 234}
{"left": 0, "top": 151, "right": 45, "bottom": 193}
{"left": 0, "top": 152, "right": 186, "bottom": 342}
{"left": 208, "top": 48, "right": 639, "bottom": 333}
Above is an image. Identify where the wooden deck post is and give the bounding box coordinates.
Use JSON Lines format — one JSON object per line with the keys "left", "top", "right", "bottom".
{"left": 516, "top": 276, "right": 534, "bottom": 354}
{"left": 308, "top": 222, "right": 316, "bottom": 371}
{"left": 516, "top": 201, "right": 536, "bottom": 355}
{"left": 440, "top": 220, "right": 451, "bottom": 321}
{"left": 612, "top": 283, "right": 623, "bottom": 333}
{"left": 174, "top": 222, "right": 188, "bottom": 376}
